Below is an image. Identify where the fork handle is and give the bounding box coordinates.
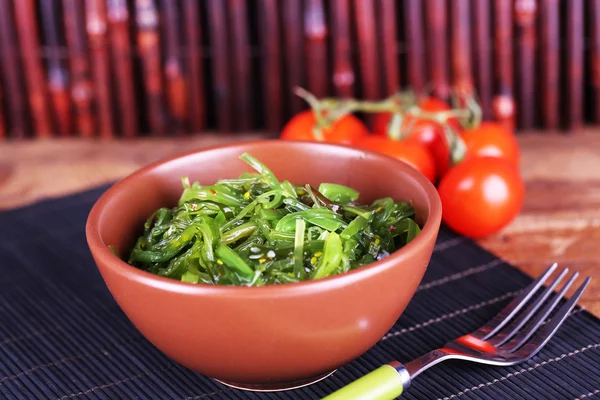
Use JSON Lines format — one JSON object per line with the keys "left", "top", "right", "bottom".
{"left": 321, "top": 362, "right": 410, "bottom": 400}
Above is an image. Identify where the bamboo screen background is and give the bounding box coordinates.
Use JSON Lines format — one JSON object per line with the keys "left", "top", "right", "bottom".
{"left": 0, "top": 0, "right": 596, "bottom": 139}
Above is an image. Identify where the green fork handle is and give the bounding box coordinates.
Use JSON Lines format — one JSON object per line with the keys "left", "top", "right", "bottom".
{"left": 321, "top": 362, "right": 410, "bottom": 400}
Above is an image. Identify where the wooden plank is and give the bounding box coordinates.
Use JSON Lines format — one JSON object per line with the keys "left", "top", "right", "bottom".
{"left": 0, "top": 0, "right": 28, "bottom": 138}
{"left": 492, "top": 0, "right": 515, "bottom": 131}
{"left": 85, "top": 0, "right": 115, "bottom": 138}
{"left": 106, "top": 0, "right": 138, "bottom": 137}
{"left": 14, "top": 0, "right": 54, "bottom": 137}
{"left": 258, "top": 0, "right": 283, "bottom": 131}
{"left": 451, "top": 0, "right": 473, "bottom": 94}
{"left": 473, "top": 0, "right": 492, "bottom": 120}
{"left": 282, "top": 0, "right": 305, "bottom": 114}
{"left": 63, "top": 0, "right": 95, "bottom": 137}
{"left": 354, "top": 0, "right": 380, "bottom": 100}
{"left": 206, "top": 0, "right": 232, "bottom": 131}
{"left": 41, "top": 0, "right": 72, "bottom": 136}
{"left": 425, "top": 0, "right": 449, "bottom": 100}
{"left": 182, "top": 0, "right": 206, "bottom": 132}
{"left": 330, "top": 0, "right": 354, "bottom": 98}
{"left": 514, "top": 0, "right": 538, "bottom": 129}
{"left": 567, "top": 0, "right": 584, "bottom": 131}
{"left": 590, "top": 0, "right": 600, "bottom": 123}
{"left": 135, "top": 0, "right": 167, "bottom": 136}
{"left": 404, "top": 0, "right": 425, "bottom": 93}
{"left": 162, "top": 0, "right": 187, "bottom": 134}
{"left": 228, "top": 0, "right": 253, "bottom": 130}
{"left": 539, "top": 0, "right": 560, "bottom": 129}
{"left": 379, "top": 0, "right": 400, "bottom": 95}
{"left": 304, "top": 0, "right": 329, "bottom": 98}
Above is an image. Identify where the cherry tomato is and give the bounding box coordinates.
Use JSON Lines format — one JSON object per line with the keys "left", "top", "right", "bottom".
{"left": 437, "top": 157, "right": 524, "bottom": 239}
{"left": 280, "top": 110, "right": 369, "bottom": 145}
{"left": 353, "top": 136, "right": 436, "bottom": 183}
{"left": 372, "top": 97, "right": 457, "bottom": 178}
{"left": 462, "top": 122, "right": 520, "bottom": 166}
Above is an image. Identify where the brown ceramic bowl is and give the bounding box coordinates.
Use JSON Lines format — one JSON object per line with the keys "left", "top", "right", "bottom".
{"left": 86, "top": 140, "right": 442, "bottom": 390}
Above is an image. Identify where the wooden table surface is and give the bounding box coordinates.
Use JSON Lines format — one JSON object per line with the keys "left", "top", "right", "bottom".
{"left": 1, "top": 130, "right": 599, "bottom": 316}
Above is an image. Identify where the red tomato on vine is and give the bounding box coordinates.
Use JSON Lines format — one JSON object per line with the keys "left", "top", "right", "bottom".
{"left": 280, "top": 110, "right": 369, "bottom": 145}
{"left": 461, "top": 122, "right": 520, "bottom": 166}
{"left": 352, "top": 136, "right": 437, "bottom": 184}
{"left": 372, "top": 97, "right": 459, "bottom": 178}
{"left": 437, "top": 156, "right": 524, "bottom": 239}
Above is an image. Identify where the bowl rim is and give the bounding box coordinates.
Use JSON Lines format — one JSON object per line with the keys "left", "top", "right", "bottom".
{"left": 86, "top": 139, "right": 442, "bottom": 295}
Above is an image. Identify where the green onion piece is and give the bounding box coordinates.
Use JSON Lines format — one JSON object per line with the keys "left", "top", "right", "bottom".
{"left": 281, "top": 180, "right": 297, "bottom": 199}
{"left": 131, "top": 224, "right": 197, "bottom": 263}
{"left": 221, "top": 222, "right": 257, "bottom": 244}
{"left": 181, "top": 271, "right": 200, "bottom": 283}
{"left": 306, "top": 216, "right": 344, "bottom": 232}
{"left": 196, "top": 216, "right": 219, "bottom": 261}
{"left": 179, "top": 186, "right": 243, "bottom": 208}
{"left": 312, "top": 232, "right": 343, "bottom": 279}
{"left": 293, "top": 219, "right": 306, "bottom": 279}
{"left": 342, "top": 205, "right": 373, "bottom": 220}
{"left": 304, "top": 184, "right": 321, "bottom": 208}
{"left": 405, "top": 219, "right": 421, "bottom": 243}
{"left": 215, "top": 210, "right": 226, "bottom": 226}
{"left": 220, "top": 200, "right": 258, "bottom": 231}
{"left": 240, "top": 152, "right": 281, "bottom": 190}
{"left": 318, "top": 183, "right": 359, "bottom": 203}
{"left": 340, "top": 216, "right": 369, "bottom": 240}
{"left": 215, "top": 243, "right": 255, "bottom": 281}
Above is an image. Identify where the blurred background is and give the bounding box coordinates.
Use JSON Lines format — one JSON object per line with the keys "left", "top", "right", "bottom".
{"left": 0, "top": 0, "right": 594, "bottom": 139}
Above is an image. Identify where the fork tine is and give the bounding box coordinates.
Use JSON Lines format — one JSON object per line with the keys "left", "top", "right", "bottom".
{"left": 474, "top": 262, "right": 558, "bottom": 340}
{"left": 488, "top": 267, "right": 569, "bottom": 347}
{"left": 510, "top": 277, "right": 591, "bottom": 360}
{"left": 502, "top": 271, "right": 578, "bottom": 352}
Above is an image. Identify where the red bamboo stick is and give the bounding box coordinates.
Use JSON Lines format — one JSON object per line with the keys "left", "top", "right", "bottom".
{"left": 135, "top": 0, "right": 167, "bottom": 136}
{"left": 514, "top": 0, "right": 538, "bottom": 129}
{"left": 404, "top": 0, "right": 425, "bottom": 93}
{"left": 331, "top": 0, "right": 354, "bottom": 98}
{"left": 539, "top": 0, "right": 560, "bottom": 129}
{"left": 451, "top": 0, "right": 473, "bottom": 95}
{"left": 425, "top": 0, "right": 449, "bottom": 100}
{"left": 282, "top": 0, "right": 305, "bottom": 115}
{"left": 162, "top": 0, "right": 187, "bottom": 134}
{"left": 14, "top": 0, "right": 54, "bottom": 137}
{"left": 41, "top": 0, "right": 72, "bottom": 136}
{"left": 107, "top": 0, "right": 138, "bottom": 137}
{"left": 0, "top": 77, "right": 5, "bottom": 139}
{"left": 0, "top": 0, "right": 28, "bottom": 138}
{"left": 182, "top": 0, "right": 205, "bottom": 132}
{"left": 493, "top": 0, "right": 515, "bottom": 131}
{"left": 567, "top": 0, "right": 584, "bottom": 131}
{"left": 379, "top": 0, "right": 400, "bottom": 95}
{"left": 591, "top": 0, "right": 600, "bottom": 123}
{"left": 207, "top": 0, "right": 232, "bottom": 131}
{"left": 85, "top": 0, "right": 114, "bottom": 138}
{"left": 473, "top": 0, "right": 492, "bottom": 120}
{"left": 354, "top": 0, "right": 380, "bottom": 100}
{"left": 258, "top": 0, "right": 283, "bottom": 132}
{"left": 304, "top": 0, "right": 329, "bottom": 98}
{"left": 63, "top": 0, "right": 95, "bottom": 137}
{"left": 229, "top": 0, "right": 253, "bottom": 130}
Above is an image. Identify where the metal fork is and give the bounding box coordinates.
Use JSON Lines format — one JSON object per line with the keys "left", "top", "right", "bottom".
{"left": 322, "top": 263, "right": 591, "bottom": 400}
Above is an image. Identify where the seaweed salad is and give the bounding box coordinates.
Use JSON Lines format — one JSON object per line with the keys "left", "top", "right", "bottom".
{"left": 125, "top": 153, "right": 421, "bottom": 286}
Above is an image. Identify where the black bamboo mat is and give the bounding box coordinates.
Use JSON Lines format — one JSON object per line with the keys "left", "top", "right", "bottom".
{"left": 0, "top": 186, "right": 598, "bottom": 400}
